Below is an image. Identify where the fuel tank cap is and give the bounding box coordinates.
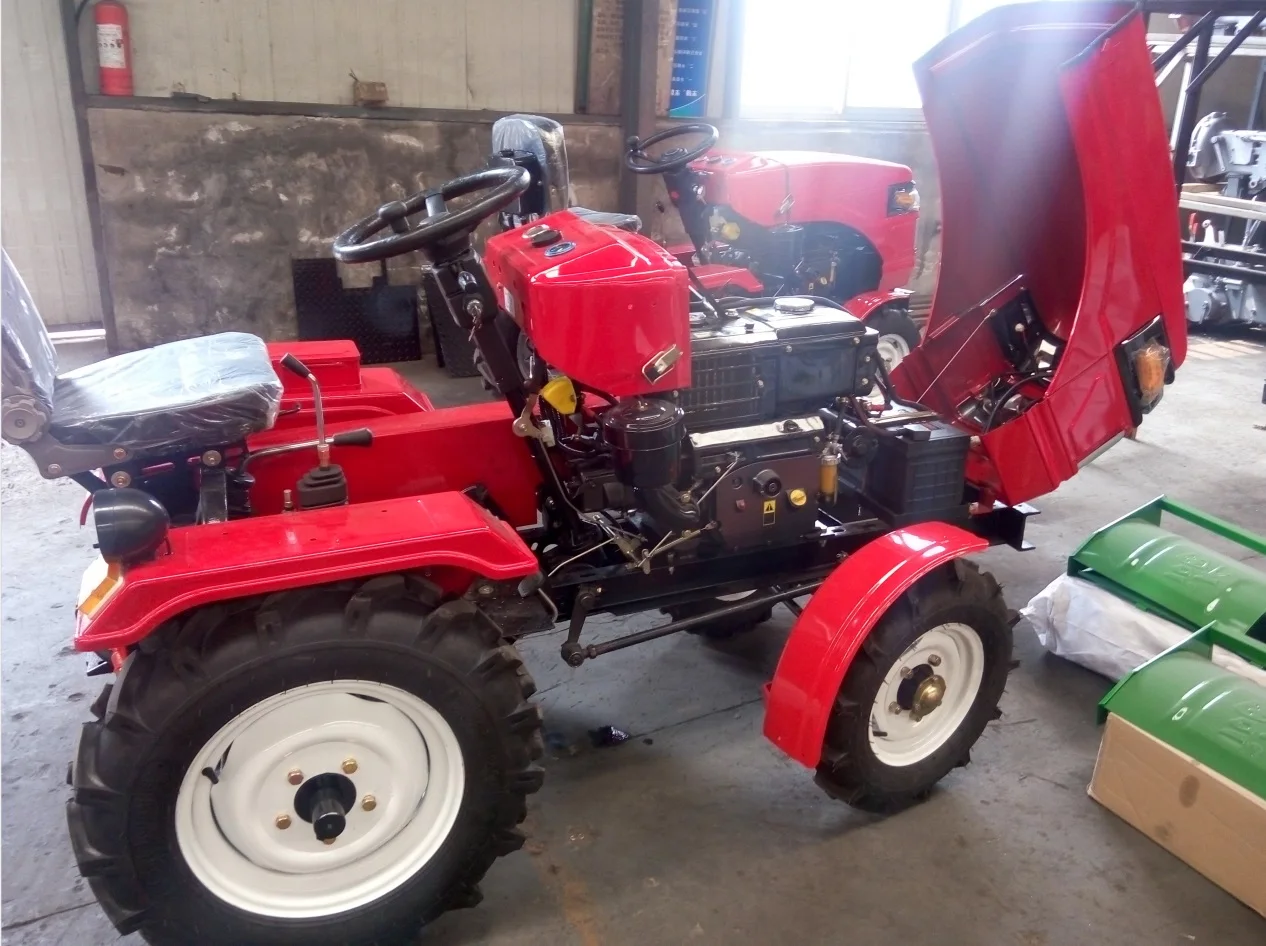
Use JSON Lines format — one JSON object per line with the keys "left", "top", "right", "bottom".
{"left": 773, "top": 296, "right": 815, "bottom": 314}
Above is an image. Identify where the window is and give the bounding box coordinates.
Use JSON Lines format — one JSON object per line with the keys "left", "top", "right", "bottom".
{"left": 738, "top": 0, "right": 1016, "bottom": 117}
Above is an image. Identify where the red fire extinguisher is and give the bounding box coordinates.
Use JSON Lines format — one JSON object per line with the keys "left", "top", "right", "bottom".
{"left": 94, "top": 1, "right": 133, "bottom": 97}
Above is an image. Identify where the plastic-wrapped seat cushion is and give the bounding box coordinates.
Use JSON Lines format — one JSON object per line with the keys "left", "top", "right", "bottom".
{"left": 571, "top": 207, "right": 643, "bottom": 232}
{"left": 50, "top": 332, "right": 282, "bottom": 452}
{"left": 491, "top": 114, "right": 572, "bottom": 213}
{"left": 2, "top": 249, "right": 58, "bottom": 414}
{"left": 491, "top": 116, "right": 642, "bottom": 231}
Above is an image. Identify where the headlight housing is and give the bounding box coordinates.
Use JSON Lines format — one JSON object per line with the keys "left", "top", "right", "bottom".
{"left": 888, "top": 182, "right": 920, "bottom": 215}
{"left": 92, "top": 487, "right": 170, "bottom": 564}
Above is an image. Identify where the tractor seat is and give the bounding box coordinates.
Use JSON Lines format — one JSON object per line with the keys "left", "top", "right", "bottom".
{"left": 492, "top": 114, "right": 642, "bottom": 232}
{"left": 3, "top": 249, "right": 281, "bottom": 477}
{"left": 49, "top": 333, "right": 282, "bottom": 451}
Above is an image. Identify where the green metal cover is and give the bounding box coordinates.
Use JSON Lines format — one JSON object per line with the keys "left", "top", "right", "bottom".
{"left": 1069, "top": 496, "right": 1266, "bottom": 639}
{"left": 1101, "top": 650, "right": 1266, "bottom": 798}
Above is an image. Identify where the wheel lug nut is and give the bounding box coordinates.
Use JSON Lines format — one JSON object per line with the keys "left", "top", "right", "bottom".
{"left": 362, "top": 794, "right": 377, "bottom": 812}
{"left": 900, "top": 666, "right": 913, "bottom": 679}
{"left": 322, "top": 838, "right": 336, "bottom": 846}
{"left": 928, "top": 654, "right": 942, "bottom": 667}
{"left": 287, "top": 769, "right": 303, "bottom": 785}
{"left": 275, "top": 814, "right": 291, "bottom": 830}
{"left": 342, "top": 758, "right": 359, "bottom": 775}
{"left": 888, "top": 702, "right": 902, "bottom": 714}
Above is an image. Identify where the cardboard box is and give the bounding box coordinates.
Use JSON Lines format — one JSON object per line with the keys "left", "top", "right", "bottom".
{"left": 1089, "top": 713, "right": 1266, "bottom": 916}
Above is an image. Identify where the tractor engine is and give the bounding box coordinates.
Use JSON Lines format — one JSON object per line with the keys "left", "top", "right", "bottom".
{"left": 482, "top": 210, "right": 970, "bottom": 557}
{"left": 679, "top": 296, "right": 878, "bottom": 429}
{"left": 574, "top": 298, "right": 970, "bottom": 552}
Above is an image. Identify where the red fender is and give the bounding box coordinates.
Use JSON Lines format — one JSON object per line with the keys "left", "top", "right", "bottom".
{"left": 75, "top": 491, "right": 538, "bottom": 651}
{"left": 265, "top": 340, "right": 433, "bottom": 427}
{"left": 843, "top": 289, "right": 913, "bottom": 321}
{"left": 762, "top": 521, "right": 988, "bottom": 768}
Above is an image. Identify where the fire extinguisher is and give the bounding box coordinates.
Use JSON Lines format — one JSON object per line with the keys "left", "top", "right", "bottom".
{"left": 94, "top": 1, "right": 133, "bottom": 97}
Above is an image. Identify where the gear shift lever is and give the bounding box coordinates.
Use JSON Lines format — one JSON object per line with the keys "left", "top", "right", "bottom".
{"left": 278, "top": 353, "right": 351, "bottom": 508}
{"left": 280, "top": 354, "right": 330, "bottom": 468}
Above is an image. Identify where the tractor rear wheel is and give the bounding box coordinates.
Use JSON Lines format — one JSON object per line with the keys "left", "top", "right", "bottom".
{"left": 814, "top": 560, "right": 1010, "bottom": 813}
{"left": 67, "top": 575, "right": 543, "bottom": 946}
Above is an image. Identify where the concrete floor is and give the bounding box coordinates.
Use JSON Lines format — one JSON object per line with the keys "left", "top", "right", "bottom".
{"left": 3, "top": 333, "right": 1264, "bottom": 945}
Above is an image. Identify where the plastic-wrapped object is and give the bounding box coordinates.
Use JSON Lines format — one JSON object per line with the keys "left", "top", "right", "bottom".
{"left": 1022, "top": 573, "right": 1189, "bottom": 680}
{"left": 490, "top": 114, "right": 572, "bottom": 213}
{"left": 571, "top": 208, "right": 642, "bottom": 232}
{"left": 1, "top": 248, "right": 58, "bottom": 414}
{"left": 50, "top": 332, "right": 282, "bottom": 452}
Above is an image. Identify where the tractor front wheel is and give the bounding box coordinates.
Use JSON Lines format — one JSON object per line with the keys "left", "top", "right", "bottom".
{"left": 67, "top": 576, "right": 543, "bottom": 946}
{"left": 867, "top": 304, "right": 921, "bottom": 373}
{"left": 815, "top": 560, "right": 1010, "bottom": 813}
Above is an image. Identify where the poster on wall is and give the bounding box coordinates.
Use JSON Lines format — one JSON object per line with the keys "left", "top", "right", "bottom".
{"left": 669, "top": 1, "right": 716, "bottom": 117}
{"left": 586, "top": 0, "right": 679, "bottom": 117}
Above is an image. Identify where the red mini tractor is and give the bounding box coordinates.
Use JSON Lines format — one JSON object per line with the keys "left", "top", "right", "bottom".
{"left": 0, "top": 5, "right": 1183, "bottom": 945}
{"left": 489, "top": 113, "right": 924, "bottom": 371}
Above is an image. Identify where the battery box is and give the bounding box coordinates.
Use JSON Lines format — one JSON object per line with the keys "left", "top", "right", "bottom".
{"left": 851, "top": 418, "right": 971, "bottom": 525}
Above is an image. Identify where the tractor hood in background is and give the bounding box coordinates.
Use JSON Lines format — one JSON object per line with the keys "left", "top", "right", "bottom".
{"left": 895, "top": 2, "right": 1187, "bottom": 507}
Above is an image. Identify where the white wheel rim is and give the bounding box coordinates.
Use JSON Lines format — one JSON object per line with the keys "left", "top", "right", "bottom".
{"left": 175, "top": 680, "right": 465, "bottom": 919}
{"left": 876, "top": 333, "right": 911, "bottom": 372}
{"left": 868, "top": 623, "right": 984, "bottom": 767}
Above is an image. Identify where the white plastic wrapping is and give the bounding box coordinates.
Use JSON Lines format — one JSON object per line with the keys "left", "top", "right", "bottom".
{"left": 1, "top": 248, "right": 58, "bottom": 412}
{"left": 50, "top": 332, "right": 282, "bottom": 452}
{"left": 572, "top": 207, "right": 643, "bottom": 232}
{"left": 1022, "top": 574, "right": 1190, "bottom": 680}
{"left": 490, "top": 115, "right": 642, "bottom": 231}
{"left": 491, "top": 114, "right": 573, "bottom": 213}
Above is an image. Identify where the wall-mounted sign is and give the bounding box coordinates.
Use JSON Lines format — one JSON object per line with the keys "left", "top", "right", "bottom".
{"left": 668, "top": 1, "right": 716, "bottom": 117}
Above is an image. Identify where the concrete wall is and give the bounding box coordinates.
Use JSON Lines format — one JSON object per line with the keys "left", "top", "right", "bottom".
{"left": 80, "top": 0, "right": 952, "bottom": 349}
{"left": 2, "top": 0, "right": 104, "bottom": 328}
{"left": 97, "top": 0, "right": 579, "bottom": 112}
{"left": 87, "top": 107, "right": 622, "bottom": 350}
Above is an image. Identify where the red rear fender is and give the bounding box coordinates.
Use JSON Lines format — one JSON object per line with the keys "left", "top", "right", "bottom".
{"left": 763, "top": 522, "right": 988, "bottom": 768}
{"left": 265, "top": 340, "right": 433, "bottom": 428}
{"left": 75, "top": 492, "right": 539, "bottom": 652}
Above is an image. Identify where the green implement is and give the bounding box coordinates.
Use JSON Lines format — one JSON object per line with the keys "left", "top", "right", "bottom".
{"left": 1070, "top": 496, "right": 1266, "bottom": 640}
{"left": 1082, "top": 496, "right": 1266, "bottom": 798}
{"left": 1100, "top": 636, "right": 1266, "bottom": 798}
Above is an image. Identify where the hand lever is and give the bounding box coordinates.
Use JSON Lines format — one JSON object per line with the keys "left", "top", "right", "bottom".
{"left": 331, "top": 428, "right": 373, "bottom": 447}
{"left": 278, "top": 353, "right": 329, "bottom": 468}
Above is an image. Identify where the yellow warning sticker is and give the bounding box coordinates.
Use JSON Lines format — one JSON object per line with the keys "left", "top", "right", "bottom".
{"left": 762, "top": 498, "right": 777, "bottom": 526}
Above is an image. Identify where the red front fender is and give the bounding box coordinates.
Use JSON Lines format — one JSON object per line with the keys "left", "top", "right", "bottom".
{"left": 75, "top": 492, "right": 538, "bottom": 651}
{"left": 843, "top": 289, "right": 913, "bottom": 321}
{"left": 763, "top": 522, "right": 988, "bottom": 767}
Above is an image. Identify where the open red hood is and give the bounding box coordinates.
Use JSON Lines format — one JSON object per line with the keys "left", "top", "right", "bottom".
{"left": 893, "top": 2, "right": 1186, "bottom": 507}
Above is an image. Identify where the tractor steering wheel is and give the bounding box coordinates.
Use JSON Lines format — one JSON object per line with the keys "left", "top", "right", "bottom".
{"left": 624, "top": 123, "right": 720, "bottom": 175}
{"left": 333, "top": 166, "right": 530, "bottom": 263}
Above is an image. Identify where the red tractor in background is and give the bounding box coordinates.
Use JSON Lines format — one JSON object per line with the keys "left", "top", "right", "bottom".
{"left": 0, "top": 5, "right": 1182, "bottom": 945}
{"left": 490, "top": 113, "right": 924, "bottom": 371}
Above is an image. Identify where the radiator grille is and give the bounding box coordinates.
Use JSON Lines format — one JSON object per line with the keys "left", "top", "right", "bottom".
{"left": 679, "top": 349, "right": 762, "bottom": 427}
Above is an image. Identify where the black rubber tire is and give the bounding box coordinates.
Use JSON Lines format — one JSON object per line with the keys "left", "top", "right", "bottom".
{"left": 814, "top": 560, "right": 1010, "bottom": 814}
{"left": 866, "top": 304, "right": 922, "bottom": 368}
{"left": 67, "top": 574, "right": 543, "bottom": 946}
{"left": 665, "top": 591, "right": 775, "bottom": 640}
